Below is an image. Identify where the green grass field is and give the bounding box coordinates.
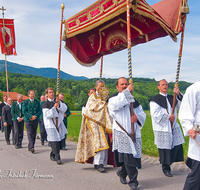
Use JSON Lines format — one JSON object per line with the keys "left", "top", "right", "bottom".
{"left": 67, "top": 111, "right": 189, "bottom": 159}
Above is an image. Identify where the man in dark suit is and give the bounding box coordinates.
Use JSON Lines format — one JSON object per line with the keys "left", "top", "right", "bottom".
{"left": 11, "top": 94, "right": 24, "bottom": 149}
{"left": 39, "top": 95, "right": 47, "bottom": 145}
{"left": 22, "top": 90, "right": 41, "bottom": 153}
{"left": 0, "top": 95, "right": 8, "bottom": 132}
{"left": 2, "top": 97, "right": 14, "bottom": 145}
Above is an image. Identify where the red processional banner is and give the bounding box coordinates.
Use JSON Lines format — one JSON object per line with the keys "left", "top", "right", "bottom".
{"left": 63, "top": 0, "right": 185, "bottom": 66}
{"left": 0, "top": 19, "right": 16, "bottom": 55}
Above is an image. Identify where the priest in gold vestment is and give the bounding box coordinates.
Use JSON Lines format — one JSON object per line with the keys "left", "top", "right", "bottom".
{"left": 75, "top": 80, "right": 113, "bottom": 172}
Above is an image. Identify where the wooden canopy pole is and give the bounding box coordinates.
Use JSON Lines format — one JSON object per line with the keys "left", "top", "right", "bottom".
{"left": 99, "top": 56, "right": 103, "bottom": 80}
{"left": 171, "top": 22, "right": 186, "bottom": 117}
{"left": 171, "top": 0, "right": 189, "bottom": 125}
{"left": 127, "top": 0, "right": 136, "bottom": 142}
{"left": 56, "top": 3, "right": 65, "bottom": 95}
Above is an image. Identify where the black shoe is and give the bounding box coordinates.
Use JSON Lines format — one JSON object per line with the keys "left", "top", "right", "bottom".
{"left": 30, "top": 148, "right": 35, "bottom": 153}
{"left": 130, "top": 181, "right": 139, "bottom": 190}
{"left": 164, "top": 171, "right": 173, "bottom": 177}
{"left": 19, "top": 145, "right": 22, "bottom": 148}
{"left": 50, "top": 156, "right": 56, "bottom": 161}
{"left": 117, "top": 171, "right": 127, "bottom": 184}
{"left": 94, "top": 165, "right": 98, "bottom": 169}
{"left": 97, "top": 164, "right": 106, "bottom": 173}
{"left": 7, "top": 141, "right": 10, "bottom": 145}
{"left": 50, "top": 152, "right": 56, "bottom": 161}
{"left": 130, "top": 186, "right": 138, "bottom": 190}
{"left": 41, "top": 141, "right": 44, "bottom": 145}
{"left": 61, "top": 147, "right": 67, "bottom": 151}
{"left": 15, "top": 145, "right": 19, "bottom": 149}
{"left": 57, "top": 160, "right": 63, "bottom": 165}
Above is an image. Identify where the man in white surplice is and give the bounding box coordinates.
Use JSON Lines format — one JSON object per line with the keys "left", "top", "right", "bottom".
{"left": 108, "top": 77, "right": 146, "bottom": 190}
{"left": 149, "top": 79, "right": 185, "bottom": 177}
{"left": 179, "top": 81, "right": 200, "bottom": 190}
{"left": 41, "top": 87, "right": 67, "bottom": 165}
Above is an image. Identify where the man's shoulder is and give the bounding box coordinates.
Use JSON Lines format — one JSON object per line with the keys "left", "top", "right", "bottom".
{"left": 11, "top": 102, "right": 17, "bottom": 107}
{"left": 34, "top": 99, "right": 40, "bottom": 104}
{"left": 23, "top": 99, "right": 29, "bottom": 104}
{"left": 108, "top": 92, "right": 119, "bottom": 100}
{"left": 41, "top": 100, "right": 54, "bottom": 109}
{"left": 0, "top": 102, "right": 6, "bottom": 107}
{"left": 2, "top": 105, "right": 9, "bottom": 110}
{"left": 149, "top": 94, "right": 161, "bottom": 102}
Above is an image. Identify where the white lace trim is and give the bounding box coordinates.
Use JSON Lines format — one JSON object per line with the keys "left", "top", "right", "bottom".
{"left": 113, "top": 129, "right": 140, "bottom": 157}
{"left": 159, "top": 113, "right": 169, "bottom": 127}
{"left": 123, "top": 88, "right": 135, "bottom": 103}
{"left": 154, "top": 127, "right": 185, "bottom": 149}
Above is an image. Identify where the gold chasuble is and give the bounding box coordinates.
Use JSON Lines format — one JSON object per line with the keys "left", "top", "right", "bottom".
{"left": 75, "top": 92, "right": 112, "bottom": 163}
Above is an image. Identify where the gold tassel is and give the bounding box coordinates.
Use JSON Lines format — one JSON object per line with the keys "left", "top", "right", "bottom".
{"left": 181, "top": 0, "right": 189, "bottom": 14}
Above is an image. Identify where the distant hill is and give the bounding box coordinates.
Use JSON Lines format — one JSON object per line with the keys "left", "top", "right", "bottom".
{"left": 0, "top": 60, "right": 88, "bottom": 80}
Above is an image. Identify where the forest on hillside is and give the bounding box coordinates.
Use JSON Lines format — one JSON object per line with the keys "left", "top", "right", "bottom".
{"left": 0, "top": 71, "right": 192, "bottom": 110}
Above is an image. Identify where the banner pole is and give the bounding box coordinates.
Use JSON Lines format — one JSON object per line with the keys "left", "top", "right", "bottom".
{"left": 5, "top": 54, "right": 9, "bottom": 97}
{"left": 0, "top": 6, "right": 9, "bottom": 97}
{"left": 56, "top": 3, "right": 65, "bottom": 95}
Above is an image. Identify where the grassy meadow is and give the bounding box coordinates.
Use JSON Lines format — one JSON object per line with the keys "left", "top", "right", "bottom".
{"left": 67, "top": 111, "right": 189, "bottom": 159}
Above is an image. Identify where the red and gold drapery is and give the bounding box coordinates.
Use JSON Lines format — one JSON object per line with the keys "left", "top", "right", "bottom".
{"left": 63, "top": 0, "right": 185, "bottom": 66}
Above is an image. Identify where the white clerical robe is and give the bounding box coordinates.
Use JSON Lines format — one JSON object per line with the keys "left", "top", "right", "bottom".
{"left": 179, "top": 81, "right": 200, "bottom": 162}
{"left": 108, "top": 89, "right": 146, "bottom": 158}
{"left": 150, "top": 93, "right": 185, "bottom": 149}
{"left": 42, "top": 100, "right": 67, "bottom": 142}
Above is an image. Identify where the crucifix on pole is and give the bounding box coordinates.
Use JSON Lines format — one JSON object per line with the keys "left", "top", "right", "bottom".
{"left": 0, "top": 6, "right": 9, "bottom": 97}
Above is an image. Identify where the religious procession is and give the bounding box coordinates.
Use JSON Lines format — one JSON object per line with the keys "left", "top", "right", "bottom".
{"left": 0, "top": 0, "right": 199, "bottom": 190}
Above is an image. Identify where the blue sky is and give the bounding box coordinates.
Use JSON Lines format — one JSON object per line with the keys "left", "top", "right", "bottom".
{"left": 0, "top": 0, "right": 199, "bottom": 83}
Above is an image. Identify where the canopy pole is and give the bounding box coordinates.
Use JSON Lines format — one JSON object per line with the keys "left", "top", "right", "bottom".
{"left": 99, "top": 56, "right": 103, "bottom": 80}
{"left": 127, "top": 0, "right": 132, "bottom": 84}
{"left": 127, "top": 0, "right": 136, "bottom": 142}
{"left": 56, "top": 3, "right": 65, "bottom": 95}
{"left": 171, "top": 22, "right": 186, "bottom": 119}
{"left": 171, "top": 0, "right": 189, "bottom": 121}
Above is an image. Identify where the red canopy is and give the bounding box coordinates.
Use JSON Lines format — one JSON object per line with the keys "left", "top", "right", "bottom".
{"left": 63, "top": 0, "right": 185, "bottom": 66}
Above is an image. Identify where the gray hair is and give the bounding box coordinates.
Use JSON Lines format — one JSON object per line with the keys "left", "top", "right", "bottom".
{"left": 95, "top": 80, "right": 105, "bottom": 87}
{"left": 17, "top": 94, "right": 23, "bottom": 98}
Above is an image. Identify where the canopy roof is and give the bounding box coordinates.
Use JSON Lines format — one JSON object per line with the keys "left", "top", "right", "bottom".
{"left": 63, "top": 0, "right": 185, "bottom": 66}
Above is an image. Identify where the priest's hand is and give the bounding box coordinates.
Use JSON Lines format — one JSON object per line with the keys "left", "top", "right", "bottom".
{"left": 131, "top": 114, "right": 138, "bottom": 123}
{"left": 127, "top": 83, "right": 134, "bottom": 92}
{"left": 54, "top": 97, "right": 60, "bottom": 108}
{"left": 169, "top": 114, "right": 175, "bottom": 122}
{"left": 188, "top": 129, "right": 197, "bottom": 139}
{"left": 174, "top": 87, "right": 180, "bottom": 96}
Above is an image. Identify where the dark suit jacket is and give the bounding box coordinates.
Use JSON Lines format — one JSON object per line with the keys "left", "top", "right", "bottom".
{"left": 0, "top": 102, "right": 6, "bottom": 117}
{"left": 22, "top": 99, "right": 41, "bottom": 121}
{"left": 2, "top": 105, "right": 13, "bottom": 125}
{"left": 11, "top": 102, "right": 23, "bottom": 121}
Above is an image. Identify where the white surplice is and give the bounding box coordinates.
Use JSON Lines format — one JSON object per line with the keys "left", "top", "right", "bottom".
{"left": 179, "top": 81, "right": 200, "bottom": 161}
{"left": 108, "top": 89, "right": 146, "bottom": 158}
{"left": 42, "top": 100, "right": 67, "bottom": 142}
{"left": 150, "top": 93, "right": 185, "bottom": 149}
